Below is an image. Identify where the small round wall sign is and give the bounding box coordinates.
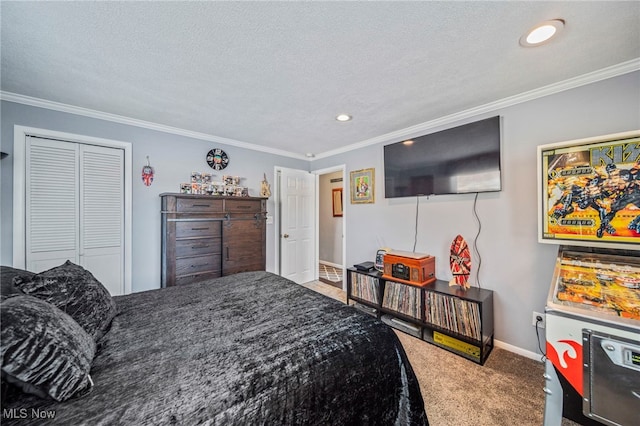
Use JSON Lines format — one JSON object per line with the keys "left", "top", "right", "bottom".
{"left": 206, "top": 148, "right": 229, "bottom": 170}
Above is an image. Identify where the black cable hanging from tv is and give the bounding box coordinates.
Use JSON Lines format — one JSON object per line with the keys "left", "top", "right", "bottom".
{"left": 472, "top": 192, "right": 483, "bottom": 289}
{"left": 413, "top": 196, "right": 419, "bottom": 252}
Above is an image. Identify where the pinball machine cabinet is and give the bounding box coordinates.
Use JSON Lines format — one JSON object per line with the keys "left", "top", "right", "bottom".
{"left": 543, "top": 246, "right": 640, "bottom": 426}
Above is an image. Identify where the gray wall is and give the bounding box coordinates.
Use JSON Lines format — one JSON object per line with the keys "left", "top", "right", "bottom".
{"left": 0, "top": 101, "right": 307, "bottom": 292}
{"left": 1, "top": 71, "right": 638, "bottom": 356}
{"left": 318, "top": 171, "right": 343, "bottom": 265}
{"left": 312, "top": 71, "right": 640, "bottom": 356}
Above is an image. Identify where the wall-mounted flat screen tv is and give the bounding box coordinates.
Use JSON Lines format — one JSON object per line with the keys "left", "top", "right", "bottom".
{"left": 384, "top": 116, "right": 502, "bottom": 197}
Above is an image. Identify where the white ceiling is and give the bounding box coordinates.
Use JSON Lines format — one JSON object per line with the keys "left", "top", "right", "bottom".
{"left": 2, "top": 1, "right": 639, "bottom": 159}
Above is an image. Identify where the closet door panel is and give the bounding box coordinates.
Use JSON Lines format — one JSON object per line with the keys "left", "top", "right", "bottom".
{"left": 82, "top": 251, "right": 122, "bottom": 295}
{"left": 26, "top": 137, "right": 79, "bottom": 272}
{"left": 80, "top": 145, "right": 124, "bottom": 295}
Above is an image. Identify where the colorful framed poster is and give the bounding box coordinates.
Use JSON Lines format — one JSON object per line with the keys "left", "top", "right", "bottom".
{"left": 350, "top": 168, "right": 375, "bottom": 204}
{"left": 538, "top": 130, "right": 640, "bottom": 249}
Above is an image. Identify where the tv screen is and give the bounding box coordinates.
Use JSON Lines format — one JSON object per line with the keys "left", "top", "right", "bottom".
{"left": 384, "top": 116, "right": 501, "bottom": 197}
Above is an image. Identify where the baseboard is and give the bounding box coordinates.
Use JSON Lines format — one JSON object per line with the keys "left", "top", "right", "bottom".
{"left": 319, "top": 260, "right": 343, "bottom": 269}
{"left": 494, "top": 339, "right": 543, "bottom": 363}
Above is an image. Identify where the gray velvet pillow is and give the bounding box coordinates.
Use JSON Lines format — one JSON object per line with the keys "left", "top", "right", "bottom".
{"left": 14, "top": 261, "right": 117, "bottom": 341}
{"left": 1, "top": 295, "right": 96, "bottom": 401}
{"left": 0, "top": 266, "right": 33, "bottom": 301}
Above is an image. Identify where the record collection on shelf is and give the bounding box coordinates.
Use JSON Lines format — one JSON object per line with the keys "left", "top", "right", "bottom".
{"left": 346, "top": 267, "right": 494, "bottom": 364}
{"left": 348, "top": 271, "right": 380, "bottom": 304}
{"left": 382, "top": 280, "right": 421, "bottom": 319}
{"left": 424, "top": 292, "right": 482, "bottom": 341}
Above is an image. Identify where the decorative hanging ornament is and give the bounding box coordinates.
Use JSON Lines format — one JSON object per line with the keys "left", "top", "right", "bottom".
{"left": 142, "top": 156, "right": 155, "bottom": 187}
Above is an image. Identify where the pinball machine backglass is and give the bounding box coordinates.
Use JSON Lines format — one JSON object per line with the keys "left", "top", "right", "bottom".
{"left": 538, "top": 130, "right": 640, "bottom": 426}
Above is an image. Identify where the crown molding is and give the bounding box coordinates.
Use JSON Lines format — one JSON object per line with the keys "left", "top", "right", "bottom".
{"left": 2, "top": 58, "right": 638, "bottom": 161}
{"left": 313, "top": 58, "right": 640, "bottom": 160}
{"left": 0, "top": 91, "right": 308, "bottom": 161}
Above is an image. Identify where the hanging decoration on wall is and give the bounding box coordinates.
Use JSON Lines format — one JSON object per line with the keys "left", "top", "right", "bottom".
{"left": 332, "top": 188, "right": 343, "bottom": 217}
{"left": 260, "top": 173, "right": 271, "bottom": 198}
{"left": 349, "top": 168, "right": 375, "bottom": 204}
{"left": 206, "top": 148, "right": 229, "bottom": 170}
{"left": 142, "top": 156, "right": 155, "bottom": 187}
{"left": 449, "top": 234, "right": 471, "bottom": 290}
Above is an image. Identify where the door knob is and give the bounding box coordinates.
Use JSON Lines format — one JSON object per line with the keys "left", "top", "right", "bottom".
{"left": 283, "top": 234, "right": 289, "bottom": 238}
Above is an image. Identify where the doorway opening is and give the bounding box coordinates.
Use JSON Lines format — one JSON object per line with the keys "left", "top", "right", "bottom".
{"left": 313, "top": 165, "right": 346, "bottom": 291}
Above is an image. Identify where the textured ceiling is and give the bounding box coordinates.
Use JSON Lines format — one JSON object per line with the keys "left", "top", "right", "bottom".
{"left": 1, "top": 1, "right": 639, "bottom": 159}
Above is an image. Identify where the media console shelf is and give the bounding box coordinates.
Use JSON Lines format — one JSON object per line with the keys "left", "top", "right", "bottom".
{"left": 347, "top": 267, "right": 494, "bottom": 364}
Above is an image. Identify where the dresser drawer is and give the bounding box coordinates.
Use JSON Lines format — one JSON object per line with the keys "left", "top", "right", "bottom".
{"left": 175, "top": 271, "right": 221, "bottom": 286}
{"left": 175, "top": 220, "right": 221, "bottom": 238}
{"left": 175, "top": 237, "right": 221, "bottom": 258}
{"left": 176, "top": 197, "right": 224, "bottom": 213}
{"left": 176, "top": 254, "right": 220, "bottom": 277}
{"left": 224, "top": 199, "right": 263, "bottom": 213}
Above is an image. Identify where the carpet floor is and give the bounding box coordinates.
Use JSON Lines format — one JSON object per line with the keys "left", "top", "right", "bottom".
{"left": 301, "top": 280, "right": 581, "bottom": 426}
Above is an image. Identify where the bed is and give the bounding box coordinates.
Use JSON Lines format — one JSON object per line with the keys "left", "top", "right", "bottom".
{"left": 1, "top": 263, "right": 428, "bottom": 425}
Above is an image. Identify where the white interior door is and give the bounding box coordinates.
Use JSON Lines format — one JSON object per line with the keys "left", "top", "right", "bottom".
{"left": 279, "top": 168, "right": 315, "bottom": 284}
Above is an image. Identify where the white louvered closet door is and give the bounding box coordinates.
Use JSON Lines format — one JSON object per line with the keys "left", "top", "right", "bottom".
{"left": 25, "top": 137, "right": 125, "bottom": 295}
{"left": 79, "top": 144, "right": 124, "bottom": 296}
{"left": 26, "top": 137, "right": 79, "bottom": 273}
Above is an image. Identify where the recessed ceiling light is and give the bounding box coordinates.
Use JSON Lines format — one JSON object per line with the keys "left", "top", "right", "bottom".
{"left": 403, "top": 140, "right": 414, "bottom": 146}
{"left": 520, "top": 19, "right": 564, "bottom": 47}
{"left": 335, "top": 114, "right": 352, "bottom": 122}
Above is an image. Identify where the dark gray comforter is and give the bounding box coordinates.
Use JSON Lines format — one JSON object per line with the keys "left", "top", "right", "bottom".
{"left": 3, "top": 271, "right": 427, "bottom": 425}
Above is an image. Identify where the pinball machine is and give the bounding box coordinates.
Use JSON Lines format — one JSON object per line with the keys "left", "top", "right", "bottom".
{"left": 538, "top": 131, "right": 640, "bottom": 426}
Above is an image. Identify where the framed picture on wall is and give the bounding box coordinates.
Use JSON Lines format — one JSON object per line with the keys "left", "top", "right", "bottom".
{"left": 350, "top": 168, "right": 375, "bottom": 204}
{"left": 332, "top": 188, "right": 343, "bottom": 216}
{"left": 538, "top": 129, "right": 640, "bottom": 249}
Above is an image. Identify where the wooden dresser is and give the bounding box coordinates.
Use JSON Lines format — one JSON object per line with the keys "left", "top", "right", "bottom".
{"left": 160, "top": 194, "right": 267, "bottom": 287}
